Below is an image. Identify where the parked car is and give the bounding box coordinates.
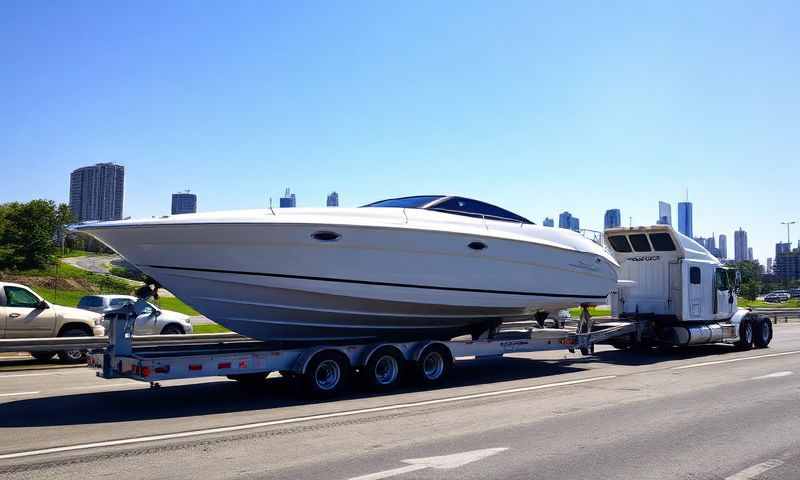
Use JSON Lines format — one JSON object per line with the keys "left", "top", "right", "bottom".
{"left": 77, "top": 295, "right": 193, "bottom": 335}
{"left": 0, "top": 282, "right": 105, "bottom": 363}
{"left": 764, "top": 292, "right": 791, "bottom": 303}
{"left": 789, "top": 288, "right": 800, "bottom": 299}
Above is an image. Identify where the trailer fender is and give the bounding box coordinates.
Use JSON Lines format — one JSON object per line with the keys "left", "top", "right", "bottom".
{"left": 361, "top": 343, "right": 409, "bottom": 368}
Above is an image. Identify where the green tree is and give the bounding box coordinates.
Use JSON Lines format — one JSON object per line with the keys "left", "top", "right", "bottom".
{"left": 733, "top": 260, "right": 762, "bottom": 300}
{"left": 0, "top": 199, "right": 73, "bottom": 269}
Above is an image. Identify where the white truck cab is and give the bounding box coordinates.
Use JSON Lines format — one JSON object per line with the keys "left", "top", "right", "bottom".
{"left": 605, "top": 225, "right": 737, "bottom": 321}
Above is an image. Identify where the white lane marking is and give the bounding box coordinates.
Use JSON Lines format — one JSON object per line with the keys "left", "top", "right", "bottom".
{"left": 348, "top": 447, "right": 508, "bottom": 480}
{"left": 672, "top": 350, "right": 800, "bottom": 370}
{"left": 751, "top": 371, "right": 793, "bottom": 380}
{"left": 0, "top": 375, "right": 615, "bottom": 460}
{"left": 725, "top": 459, "right": 784, "bottom": 479}
{"left": 60, "top": 383, "right": 144, "bottom": 392}
{"left": 0, "top": 391, "right": 40, "bottom": 397}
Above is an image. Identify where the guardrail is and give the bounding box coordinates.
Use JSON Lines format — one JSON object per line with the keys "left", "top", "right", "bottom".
{"left": 751, "top": 308, "right": 800, "bottom": 324}
{"left": 0, "top": 332, "right": 248, "bottom": 353}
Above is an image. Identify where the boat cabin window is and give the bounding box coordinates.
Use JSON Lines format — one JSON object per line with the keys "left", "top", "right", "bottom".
{"left": 628, "top": 234, "right": 652, "bottom": 252}
{"left": 363, "top": 196, "right": 444, "bottom": 209}
{"left": 648, "top": 233, "right": 676, "bottom": 251}
{"left": 690, "top": 267, "right": 701, "bottom": 284}
{"left": 430, "top": 197, "right": 532, "bottom": 224}
{"left": 607, "top": 235, "right": 633, "bottom": 253}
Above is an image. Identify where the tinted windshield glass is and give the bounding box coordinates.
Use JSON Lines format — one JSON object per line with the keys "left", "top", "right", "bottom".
{"left": 648, "top": 233, "right": 676, "bottom": 251}
{"left": 608, "top": 235, "right": 632, "bottom": 252}
{"left": 362, "top": 196, "right": 444, "bottom": 208}
{"left": 629, "top": 234, "right": 652, "bottom": 252}
{"left": 431, "top": 197, "right": 532, "bottom": 223}
{"left": 78, "top": 296, "right": 103, "bottom": 308}
{"left": 110, "top": 298, "right": 134, "bottom": 307}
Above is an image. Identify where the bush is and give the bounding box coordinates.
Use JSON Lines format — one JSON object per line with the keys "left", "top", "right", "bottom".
{"left": 0, "top": 200, "right": 73, "bottom": 270}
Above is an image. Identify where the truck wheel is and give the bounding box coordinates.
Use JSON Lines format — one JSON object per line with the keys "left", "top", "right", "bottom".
{"left": 415, "top": 344, "right": 452, "bottom": 386}
{"left": 364, "top": 347, "right": 404, "bottom": 391}
{"left": 304, "top": 351, "right": 351, "bottom": 397}
{"left": 58, "top": 328, "right": 90, "bottom": 363}
{"left": 735, "top": 320, "right": 753, "bottom": 351}
{"left": 753, "top": 318, "right": 773, "bottom": 348}
{"left": 30, "top": 351, "right": 56, "bottom": 362}
{"left": 160, "top": 324, "right": 184, "bottom": 335}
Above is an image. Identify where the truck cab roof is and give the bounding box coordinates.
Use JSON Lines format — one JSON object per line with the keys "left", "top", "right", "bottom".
{"left": 604, "top": 225, "right": 721, "bottom": 266}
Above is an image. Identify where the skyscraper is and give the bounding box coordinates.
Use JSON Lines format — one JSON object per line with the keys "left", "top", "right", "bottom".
{"left": 279, "top": 188, "right": 296, "bottom": 208}
{"left": 657, "top": 201, "right": 671, "bottom": 225}
{"left": 542, "top": 217, "right": 554, "bottom": 227}
{"left": 558, "top": 211, "right": 572, "bottom": 229}
{"left": 171, "top": 191, "right": 197, "bottom": 215}
{"left": 767, "top": 257, "right": 773, "bottom": 274}
{"left": 604, "top": 209, "right": 621, "bottom": 229}
{"left": 326, "top": 191, "right": 339, "bottom": 207}
{"left": 69, "top": 163, "right": 125, "bottom": 221}
{"left": 718, "top": 234, "right": 727, "bottom": 259}
{"left": 677, "top": 202, "right": 693, "bottom": 237}
{"left": 570, "top": 217, "right": 580, "bottom": 232}
{"left": 748, "top": 247, "right": 754, "bottom": 261}
{"left": 734, "top": 228, "right": 749, "bottom": 262}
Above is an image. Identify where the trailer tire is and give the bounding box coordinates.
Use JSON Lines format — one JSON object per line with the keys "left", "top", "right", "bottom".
{"left": 753, "top": 318, "right": 773, "bottom": 348}
{"left": 364, "top": 347, "right": 404, "bottom": 391}
{"left": 415, "top": 344, "right": 452, "bottom": 387}
{"left": 735, "top": 320, "right": 754, "bottom": 350}
{"left": 303, "top": 350, "right": 351, "bottom": 398}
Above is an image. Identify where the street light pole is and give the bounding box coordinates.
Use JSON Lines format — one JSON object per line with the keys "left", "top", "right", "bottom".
{"left": 781, "top": 221, "right": 797, "bottom": 245}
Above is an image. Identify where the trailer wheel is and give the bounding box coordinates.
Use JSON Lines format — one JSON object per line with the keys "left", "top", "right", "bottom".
{"left": 753, "top": 318, "right": 773, "bottom": 348}
{"left": 735, "top": 320, "right": 754, "bottom": 350}
{"left": 364, "top": 347, "right": 404, "bottom": 391}
{"left": 415, "top": 344, "right": 452, "bottom": 386}
{"left": 304, "top": 350, "right": 351, "bottom": 397}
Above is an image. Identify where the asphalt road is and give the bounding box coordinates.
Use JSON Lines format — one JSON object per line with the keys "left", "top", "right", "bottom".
{"left": 1, "top": 325, "right": 800, "bottom": 479}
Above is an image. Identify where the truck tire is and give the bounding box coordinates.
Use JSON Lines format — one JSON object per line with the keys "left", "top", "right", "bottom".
{"left": 415, "top": 344, "right": 452, "bottom": 387}
{"left": 303, "top": 350, "right": 351, "bottom": 398}
{"left": 753, "top": 318, "right": 773, "bottom": 348}
{"left": 160, "top": 324, "right": 184, "bottom": 335}
{"left": 735, "top": 320, "right": 753, "bottom": 351}
{"left": 363, "top": 346, "right": 404, "bottom": 391}
{"left": 58, "top": 328, "right": 90, "bottom": 363}
{"left": 30, "top": 351, "right": 56, "bottom": 362}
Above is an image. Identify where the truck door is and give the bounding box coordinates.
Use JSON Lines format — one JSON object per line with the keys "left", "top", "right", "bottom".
{"left": 0, "top": 288, "right": 6, "bottom": 338}
{"left": 686, "top": 264, "right": 704, "bottom": 320}
{"left": 2, "top": 286, "right": 57, "bottom": 338}
{"left": 714, "top": 268, "right": 734, "bottom": 319}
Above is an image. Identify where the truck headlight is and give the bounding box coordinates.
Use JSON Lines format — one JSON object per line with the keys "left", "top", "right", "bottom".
{"left": 95, "top": 318, "right": 104, "bottom": 326}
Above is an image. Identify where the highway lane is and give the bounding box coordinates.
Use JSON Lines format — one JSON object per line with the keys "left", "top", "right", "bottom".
{"left": 0, "top": 323, "right": 799, "bottom": 479}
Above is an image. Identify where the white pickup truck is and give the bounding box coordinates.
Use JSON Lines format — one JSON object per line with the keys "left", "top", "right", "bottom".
{"left": 0, "top": 282, "right": 105, "bottom": 362}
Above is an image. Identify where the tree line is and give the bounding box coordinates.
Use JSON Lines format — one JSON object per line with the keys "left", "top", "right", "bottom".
{"left": 0, "top": 199, "right": 74, "bottom": 269}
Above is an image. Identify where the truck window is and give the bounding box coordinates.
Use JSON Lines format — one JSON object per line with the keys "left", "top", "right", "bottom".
{"left": 628, "top": 234, "right": 651, "bottom": 252}
{"left": 690, "top": 267, "right": 701, "bottom": 284}
{"left": 4, "top": 287, "right": 41, "bottom": 308}
{"left": 648, "top": 233, "right": 676, "bottom": 251}
{"left": 715, "top": 269, "right": 730, "bottom": 291}
{"left": 607, "top": 235, "right": 632, "bottom": 252}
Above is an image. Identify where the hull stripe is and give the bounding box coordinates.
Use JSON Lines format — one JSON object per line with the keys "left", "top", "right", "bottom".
{"left": 145, "top": 265, "right": 609, "bottom": 299}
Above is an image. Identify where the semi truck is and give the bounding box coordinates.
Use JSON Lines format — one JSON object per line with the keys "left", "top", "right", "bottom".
{"left": 82, "top": 225, "right": 772, "bottom": 397}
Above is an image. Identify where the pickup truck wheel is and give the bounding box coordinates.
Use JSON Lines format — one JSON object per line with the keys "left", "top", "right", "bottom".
{"left": 160, "top": 324, "right": 184, "bottom": 335}
{"left": 58, "top": 328, "right": 90, "bottom": 363}
{"left": 735, "top": 320, "right": 754, "bottom": 351}
{"left": 30, "top": 351, "right": 56, "bottom": 362}
{"left": 753, "top": 318, "right": 773, "bottom": 348}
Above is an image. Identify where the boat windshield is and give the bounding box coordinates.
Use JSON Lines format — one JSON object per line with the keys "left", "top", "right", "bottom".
{"left": 363, "top": 195, "right": 532, "bottom": 224}
{"left": 362, "top": 196, "right": 444, "bottom": 208}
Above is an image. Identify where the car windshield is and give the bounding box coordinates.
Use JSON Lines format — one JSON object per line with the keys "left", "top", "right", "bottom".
{"left": 363, "top": 195, "right": 531, "bottom": 224}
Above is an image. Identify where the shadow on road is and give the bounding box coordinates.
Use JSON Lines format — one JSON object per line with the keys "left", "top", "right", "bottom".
{"left": 0, "top": 343, "right": 744, "bottom": 429}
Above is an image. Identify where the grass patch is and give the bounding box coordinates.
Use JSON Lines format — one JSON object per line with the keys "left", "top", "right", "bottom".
{"left": 34, "top": 288, "right": 89, "bottom": 307}
{"left": 738, "top": 299, "right": 800, "bottom": 309}
{"left": 154, "top": 297, "right": 200, "bottom": 316}
{"left": 193, "top": 324, "right": 231, "bottom": 334}
{"left": 567, "top": 306, "right": 611, "bottom": 317}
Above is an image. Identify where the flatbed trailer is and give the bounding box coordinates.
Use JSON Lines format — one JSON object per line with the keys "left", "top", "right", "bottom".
{"left": 88, "top": 303, "right": 771, "bottom": 397}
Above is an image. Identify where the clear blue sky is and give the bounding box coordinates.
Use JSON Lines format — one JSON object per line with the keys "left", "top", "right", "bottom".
{"left": 2, "top": 1, "right": 798, "bottom": 263}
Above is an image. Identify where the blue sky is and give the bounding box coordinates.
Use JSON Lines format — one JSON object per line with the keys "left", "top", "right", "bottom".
{"left": 2, "top": 1, "right": 798, "bottom": 263}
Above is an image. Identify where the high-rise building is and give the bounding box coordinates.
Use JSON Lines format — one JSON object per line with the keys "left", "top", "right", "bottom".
{"left": 657, "top": 201, "right": 672, "bottom": 225}
{"left": 558, "top": 211, "right": 573, "bottom": 229}
{"left": 279, "top": 188, "right": 296, "bottom": 208}
{"left": 677, "top": 202, "right": 693, "bottom": 237}
{"left": 604, "top": 209, "right": 621, "bottom": 229}
{"left": 748, "top": 247, "right": 754, "bottom": 261}
{"left": 767, "top": 258, "right": 773, "bottom": 274}
{"left": 775, "top": 244, "right": 800, "bottom": 281}
{"left": 776, "top": 242, "right": 791, "bottom": 255}
{"left": 171, "top": 191, "right": 197, "bottom": 215}
{"left": 69, "top": 163, "right": 125, "bottom": 221}
{"left": 734, "top": 228, "right": 749, "bottom": 262}
{"left": 326, "top": 191, "right": 339, "bottom": 207}
{"left": 570, "top": 217, "right": 580, "bottom": 232}
{"left": 718, "top": 234, "right": 727, "bottom": 259}
{"left": 542, "top": 217, "right": 554, "bottom": 227}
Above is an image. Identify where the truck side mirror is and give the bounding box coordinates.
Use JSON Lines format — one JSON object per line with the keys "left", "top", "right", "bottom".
{"left": 36, "top": 300, "right": 49, "bottom": 310}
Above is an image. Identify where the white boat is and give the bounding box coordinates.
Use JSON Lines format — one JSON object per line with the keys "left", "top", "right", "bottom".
{"left": 73, "top": 195, "right": 619, "bottom": 342}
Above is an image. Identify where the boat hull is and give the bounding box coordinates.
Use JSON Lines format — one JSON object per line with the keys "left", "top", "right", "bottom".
{"left": 79, "top": 218, "right": 617, "bottom": 341}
